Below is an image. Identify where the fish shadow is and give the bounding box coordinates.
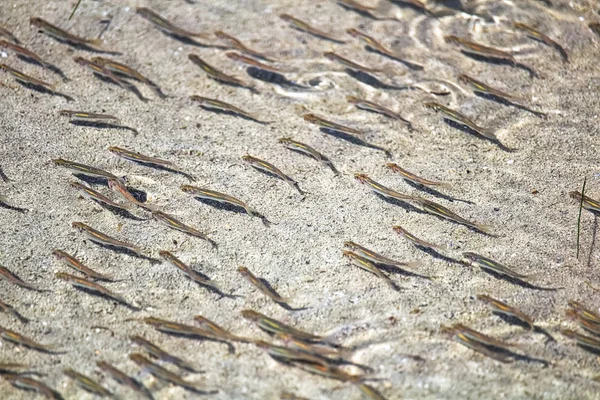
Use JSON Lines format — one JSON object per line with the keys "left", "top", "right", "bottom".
{"left": 365, "top": 46, "right": 424, "bottom": 71}
{"left": 288, "top": 26, "right": 346, "bottom": 44}
{"left": 73, "top": 174, "right": 109, "bottom": 186}
{"left": 86, "top": 240, "right": 157, "bottom": 263}
{"left": 586, "top": 215, "right": 598, "bottom": 269}
{"left": 17, "top": 55, "right": 69, "bottom": 81}
{"left": 474, "top": 92, "right": 547, "bottom": 118}
{"left": 480, "top": 268, "right": 562, "bottom": 291}
{"left": 404, "top": 179, "right": 473, "bottom": 204}
{"left": 345, "top": 69, "right": 407, "bottom": 91}
{"left": 73, "top": 286, "right": 141, "bottom": 311}
{"left": 163, "top": 32, "right": 228, "bottom": 50}
{"left": 374, "top": 192, "right": 425, "bottom": 214}
{"left": 377, "top": 263, "right": 431, "bottom": 280}
{"left": 122, "top": 159, "right": 195, "bottom": 182}
{"left": 16, "top": 81, "right": 74, "bottom": 102}
{"left": 258, "top": 278, "right": 309, "bottom": 311}
{"left": 247, "top": 166, "right": 303, "bottom": 196}
{"left": 461, "top": 52, "right": 539, "bottom": 78}
{"left": 416, "top": 245, "right": 463, "bottom": 266}
{"left": 320, "top": 128, "right": 392, "bottom": 158}
{"left": 198, "top": 105, "right": 267, "bottom": 125}
{"left": 92, "top": 73, "right": 149, "bottom": 102}
{"left": 0, "top": 199, "right": 28, "bottom": 213}
{"left": 158, "top": 330, "right": 235, "bottom": 354}
{"left": 91, "top": 200, "right": 146, "bottom": 221}
{"left": 246, "top": 67, "right": 308, "bottom": 89}
{"left": 7, "top": 382, "right": 65, "bottom": 400}
{"left": 110, "top": 70, "right": 167, "bottom": 99}
{"left": 443, "top": 119, "right": 515, "bottom": 152}
{"left": 40, "top": 34, "right": 122, "bottom": 55}
{"left": 389, "top": 0, "right": 432, "bottom": 15}
{"left": 494, "top": 313, "right": 556, "bottom": 342}
{"left": 285, "top": 148, "right": 339, "bottom": 176}
{"left": 68, "top": 120, "right": 139, "bottom": 135}
{"left": 208, "top": 75, "right": 259, "bottom": 94}
{"left": 576, "top": 344, "right": 600, "bottom": 356}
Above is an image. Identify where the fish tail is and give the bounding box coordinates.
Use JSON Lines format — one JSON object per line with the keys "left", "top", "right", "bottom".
{"left": 474, "top": 223, "right": 492, "bottom": 234}
{"left": 401, "top": 260, "right": 421, "bottom": 270}
{"left": 244, "top": 206, "right": 258, "bottom": 218}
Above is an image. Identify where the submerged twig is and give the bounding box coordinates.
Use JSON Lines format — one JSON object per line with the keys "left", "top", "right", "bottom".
{"left": 576, "top": 177, "right": 587, "bottom": 259}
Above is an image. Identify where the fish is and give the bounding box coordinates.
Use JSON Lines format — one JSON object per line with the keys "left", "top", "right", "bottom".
{"left": 73, "top": 56, "right": 128, "bottom": 88}
{"left": 56, "top": 272, "right": 134, "bottom": 308}
{"left": 91, "top": 56, "right": 165, "bottom": 98}
{"left": 96, "top": 361, "right": 153, "bottom": 400}
{"left": 514, "top": 22, "right": 568, "bottom": 63}
{"left": 463, "top": 253, "right": 533, "bottom": 280}
{"left": 69, "top": 181, "right": 133, "bottom": 211}
{"left": 254, "top": 340, "right": 330, "bottom": 366}
{"left": 343, "top": 251, "right": 400, "bottom": 290}
{"left": 71, "top": 222, "right": 143, "bottom": 255}
{"left": 324, "top": 51, "right": 384, "bottom": 74}
{"left": 346, "top": 28, "right": 423, "bottom": 70}
{"left": 344, "top": 241, "right": 418, "bottom": 269}
{"left": 392, "top": 225, "right": 446, "bottom": 251}
{"left": 136, "top": 8, "right": 209, "bottom": 40}
{"left": 59, "top": 110, "right": 120, "bottom": 122}
{"left": 0, "top": 63, "right": 55, "bottom": 91}
{"left": 0, "top": 265, "right": 42, "bottom": 291}
{"left": 130, "top": 335, "right": 198, "bottom": 372}
{"left": 278, "top": 138, "right": 339, "bottom": 175}
{"left": 0, "top": 326, "right": 58, "bottom": 353}
{"left": 358, "top": 384, "right": 388, "bottom": 400}
{"left": 52, "top": 249, "right": 113, "bottom": 281}
{"left": 444, "top": 35, "right": 516, "bottom": 64}
{"left": 0, "top": 40, "right": 46, "bottom": 67}
{"left": 457, "top": 74, "right": 524, "bottom": 104}
{"left": 419, "top": 198, "right": 491, "bottom": 233}
{"left": 140, "top": 317, "right": 226, "bottom": 341}
{"left": 180, "top": 185, "right": 259, "bottom": 217}
{"left": 566, "top": 310, "right": 600, "bottom": 336}
{"left": 562, "top": 329, "right": 600, "bottom": 351}
{"left": 52, "top": 158, "right": 118, "bottom": 180}
{"left": 238, "top": 266, "right": 293, "bottom": 306}
{"left": 445, "top": 326, "right": 513, "bottom": 363}
{"left": 346, "top": 96, "right": 411, "bottom": 126}
{"left": 449, "top": 323, "right": 514, "bottom": 351}
{"left": 570, "top": 191, "right": 600, "bottom": 213}
{"left": 303, "top": 113, "right": 366, "bottom": 139}
{"left": 279, "top": 14, "right": 346, "bottom": 44}
{"left": 158, "top": 250, "right": 221, "bottom": 291}
{"left": 108, "top": 146, "right": 192, "bottom": 179}
{"left": 193, "top": 315, "right": 252, "bottom": 343}
{"left": 3, "top": 375, "right": 61, "bottom": 400}
{"left": 0, "top": 26, "right": 19, "bottom": 43}
{"left": 567, "top": 301, "right": 600, "bottom": 325}
{"left": 241, "top": 309, "right": 324, "bottom": 342}
{"left": 477, "top": 294, "right": 534, "bottom": 329}
{"left": 63, "top": 368, "right": 112, "bottom": 397}
{"left": 107, "top": 178, "right": 154, "bottom": 211}
{"left": 225, "top": 52, "right": 281, "bottom": 73}
{"left": 30, "top": 17, "right": 107, "bottom": 52}
{"left": 275, "top": 333, "right": 352, "bottom": 362}
{"left": 242, "top": 155, "right": 304, "bottom": 195}
{"left": 0, "top": 166, "right": 11, "bottom": 182}
{"left": 129, "top": 353, "right": 210, "bottom": 393}
{"left": 215, "top": 31, "right": 273, "bottom": 61}
{"left": 424, "top": 102, "right": 496, "bottom": 140}
{"left": 188, "top": 54, "right": 255, "bottom": 91}
{"left": 0, "top": 298, "right": 28, "bottom": 323}
{"left": 190, "top": 95, "right": 268, "bottom": 124}
{"left": 152, "top": 210, "right": 217, "bottom": 248}
{"left": 288, "top": 360, "right": 364, "bottom": 382}
{"left": 386, "top": 163, "right": 450, "bottom": 189}
{"left": 354, "top": 173, "right": 418, "bottom": 202}
{"left": 390, "top": 0, "right": 432, "bottom": 14}
{"left": 337, "top": 0, "right": 393, "bottom": 21}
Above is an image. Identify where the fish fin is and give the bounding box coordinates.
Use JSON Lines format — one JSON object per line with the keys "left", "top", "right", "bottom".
{"left": 401, "top": 260, "right": 421, "bottom": 270}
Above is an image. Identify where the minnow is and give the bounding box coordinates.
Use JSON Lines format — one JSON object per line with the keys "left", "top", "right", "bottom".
{"left": 568, "top": 301, "right": 600, "bottom": 325}
{"left": 570, "top": 191, "right": 600, "bottom": 213}
{"left": 108, "top": 146, "right": 192, "bottom": 179}
{"left": 477, "top": 294, "right": 534, "bottom": 330}
{"left": 215, "top": 31, "right": 273, "bottom": 61}
{"left": 0, "top": 265, "right": 42, "bottom": 291}
{"left": 392, "top": 225, "right": 446, "bottom": 251}
{"left": 449, "top": 323, "right": 514, "bottom": 351}
{"left": 354, "top": 173, "right": 418, "bottom": 202}
{"left": 275, "top": 333, "right": 351, "bottom": 362}
{"left": 193, "top": 315, "right": 252, "bottom": 343}
{"left": 303, "top": 113, "right": 366, "bottom": 139}
{"left": 3, "top": 375, "right": 61, "bottom": 400}
{"left": 324, "top": 51, "right": 383, "bottom": 74}
{"left": 358, "top": 384, "right": 387, "bottom": 400}
{"left": 0, "top": 166, "right": 11, "bottom": 182}
{"left": 129, "top": 354, "right": 210, "bottom": 393}
{"left": 0, "top": 26, "right": 19, "bottom": 44}
{"left": 346, "top": 96, "right": 411, "bottom": 126}
{"left": 152, "top": 210, "right": 217, "bottom": 248}
{"left": 225, "top": 52, "right": 281, "bottom": 73}
{"left": 562, "top": 329, "right": 600, "bottom": 351}
{"left": 52, "top": 249, "right": 113, "bottom": 281}
{"left": 130, "top": 335, "right": 198, "bottom": 372}
{"left": 346, "top": 28, "right": 423, "bottom": 69}
{"left": 255, "top": 340, "right": 330, "bottom": 366}
{"left": 238, "top": 266, "right": 292, "bottom": 306}
{"left": 514, "top": 22, "right": 568, "bottom": 63}
{"left": 278, "top": 138, "right": 339, "bottom": 175}
{"left": 344, "top": 241, "right": 418, "bottom": 270}
{"left": 71, "top": 221, "right": 143, "bottom": 255}
{"left": 73, "top": 56, "right": 127, "bottom": 89}
{"left": 242, "top": 155, "right": 304, "bottom": 195}
{"left": 457, "top": 74, "right": 524, "bottom": 104}
{"left": 63, "top": 368, "right": 112, "bottom": 397}
{"left": 30, "top": 17, "right": 107, "bottom": 51}
{"left": 566, "top": 310, "right": 600, "bottom": 336}
{"left": 0, "top": 326, "right": 57, "bottom": 353}
{"left": 424, "top": 102, "right": 496, "bottom": 140}
{"left": 59, "top": 110, "right": 120, "bottom": 122}
{"left": 190, "top": 95, "right": 268, "bottom": 124}
{"left": 69, "top": 181, "right": 132, "bottom": 211}
{"left": 419, "top": 198, "right": 491, "bottom": 233}
{"left": 159, "top": 250, "right": 221, "bottom": 290}
{"left": 0, "top": 298, "right": 28, "bottom": 323}
{"left": 241, "top": 309, "right": 324, "bottom": 342}
{"left": 96, "top": 361, "right": 153, "bottom": 400}
{"left": 56, "top": 272, "right": 133, "bottom": 307}
{"left": 188, "top": 54, "right": 255, "bottom": 91}
{"left": 343, "top": 251, "right": 399, "bottom": 290}
{"left": 0, "top": 63, "right": 55, "bottom": 91}
{"left": 386, "top": 163, "right": 450, "bottom": 189}
{"left": 279, "top": 14, "right": 346, "bottom": 44}
{"left": 141, "top": 317, "right": 222, "bottom": 340}
{"left": 180, "top": 185, "right": 259, "bottom": 217}
{"left": 91, "top": 56, "right": 165, "bottom": 98}
{"left": 445, "top": 326, "right": 512, "bottom": 363}
{"left": 337, "top": 0, "right": 393, "bottom": 21}
{"left": 444, "top": 35, "right": 516, "bottom": 64}
{"left": 107, "top": 178, "right": 154, "bottom": 211}
{"left": 136, "top": 8, "right": 209, "bottom": 40}
{"left": 52, "top": 158, "right": 118, "bottom": 180}
{"left": 0, "top": 40, "right": 46, "bottom": 67}
{"left": 288, "top": 360, "right": 363, "bottom": 382}
{"left": 463, "top": 253, "right": 533, "bottom": 280}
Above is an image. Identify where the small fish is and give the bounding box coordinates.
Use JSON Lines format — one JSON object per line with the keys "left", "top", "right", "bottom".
{"left": 303, "top": 113, "right": 366, "bottom": 139}
{"left": 275, "top": 333, "right": 351, "bottom": 362}
{"left": 562, "top": 329, "right": 600, "bottom": 351}
{"left": 136, "top": 8, "right": 209, "bottom": 40}
{"left": 241, "top": 309, "right": 324, "bottom": 342}
{"left": 279, "top": 14, "right": 346, "bottom": 44}
{"left": 344, "top": 241, "right": 418, "bottom": 269}
{"left": 129, "top": 353, "right": 209, "bottom": 393}
{"left": 30, "top": 17, "right": 107, "bottom": 52}
{"left": 238, "top": 266, "right": 293, "bottom": 306}
{"left": 343, "top": 251, "right": 399, "bottom": 290}
{"left": 514, "top": 22, "right": 568, "bottom": 63}
{"left": 215, "top": 31, "right": 273, "bottom": 61}
{"left": 278, "top": 138, "right": 338, "bottom": 175}
{"left": 446, "top": 327, "right": 513, "bottom": 363}
{"left": 0, "top": 265, "right": 42, "bottom": 291}
{"left": 242, "top": 155, "right": 304, "bottom": 195}
{"left": 96, "top": 361, "right": 153, "bottom": 400}
{"left": 130, "top": 335, "right": 198, "bottom": 372}
{"left": 570, "top": 191, "right": 600, "bottom": 213}
{"left": 444, "top": 35, "right": 516, "bottom": 64}
{"left": 337, "top": 0, "right": 393, "bottom": 21}
{"left": 424, "top": 102, "right": 496, "bottom": 140}
{"left": 56, "top": 272, "right": 133, "bottom": 307}
{"left": 63, "top": 368, "right": 112, "bottom": 397}
{"left": 107, "top": 178, "right": 154, "bottom": 211}
{"left": 568, "top": 301, "right": 600, "bottom": 325}
{"left": 0, "top": 298, "right": 28, "bottom": 323}
{"left": 477, "top": 294, "right": 534, "bottom": 330}
{"left": 193, "top": 315, "right": 252, "bottom": 343}
{"left": 0, "top": 25, "right": 19, "bottom": 43}
{"left": 108, "top": 146, "right": 191, "bottom": 179}
{"left": 288, "top": 360, "right": 364, "bottom": 382}
{"left": 225, "top": 52, "right": 281, "bottom": 73}
{"left": 152, "top": 210, "right": 217, "bottom": 248}
{"left": 188, "top": 54, "right": 255, "bottom": 91}
{"left": 71, "top": 222, "right": 143, "bottom": 255}
{"left": 190, "top": 95, "right": 268, "bottom": 124}
{"left": 566, "top": 310, "right": 600, "bottom": 336}
{"left": 91, "top": 56, "right": 165, "bottom": 98}
{"left": 69, "top": 181, "right": 132, "bottom": 211}
{"left": 346, "top": 96, "right": 411, "bottom": 126}
{"left": 0, "top": 40, "right": 46, "bottom": 67}
{"left": 392, "top": 225, "right": 446, "bottom": 251}
{"left": 457, "top": 74, "right": 524, "bottom": 104}
{"left": 52, "top": 158, "right": 118, "bottom": 180}
{"left": 0, "top": 165, "right": 11, "bottom": 182}
{"left": 358, "top": 384, "right": 388, "bottom": 400}
{"left": 386, "top": 163, "right": 450, "bottom": 189}
{"left": 73, "top": 56, "right": 128, "bottom": 88}
{"left": 419, "top": 199, "right": 490, "bottom": 233}
{"left": 141, "top": 317, "right": 224, "bottom": 341}
{"left": 59, "top": 110, "right": 120, "bottom": 122}
{"left": 52, "top": 249, "right": 113, "bottom": 281}
{"left": 3, "top": 375, "right": 61, "bottom": 400}
{"left": 255, "top": 340, "right": 329, "bottom": 366}
{"left": 449, "top": 323, "right": 514, "bottom": 351}
{"left": 0, "top": 63, "right": 55, "bottom": 91}
{"left": 324, "top": 51, "right": 383, "bottom": 74}
{"left": 463, "top": 253, "right": 533, "bottom": 280}
{"left": 158, "top": 250, "right": 221, "bottom": 290}
{"left": 180, "top": 185, "right": 259, "bottom": 217}
{"left": 346, "top": 28, "right": 423, "bottom": 70}
{"left": 354, "top": 173, "right": 418, "bottom": 202}
{"left": 0, "top": 326, "right": 57, "bottom": 353}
